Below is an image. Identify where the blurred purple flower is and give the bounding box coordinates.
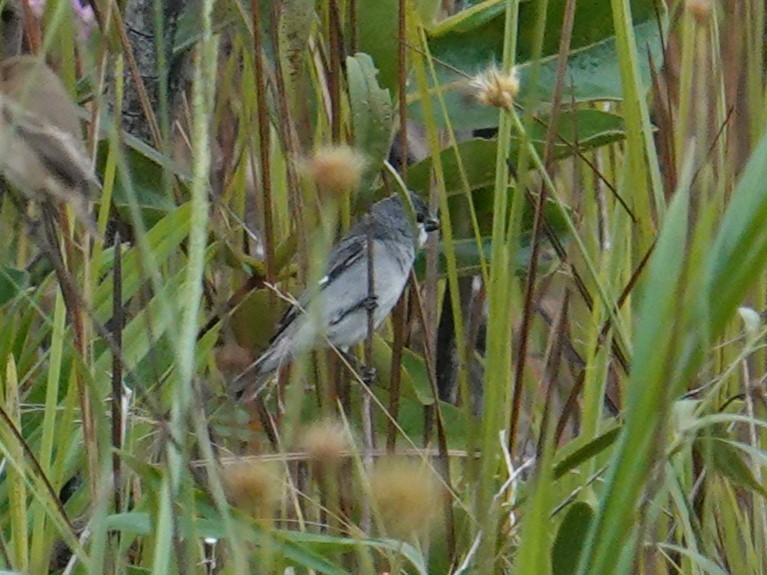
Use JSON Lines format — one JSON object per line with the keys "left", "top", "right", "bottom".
{"left": 71, "top": 1, "right": 95, "bottom": 27}
{"left": 25, "top": 0, "right": 95, "bottom": 31}
{"left": 27, "top": 0, "right": 46, "bottom": 17}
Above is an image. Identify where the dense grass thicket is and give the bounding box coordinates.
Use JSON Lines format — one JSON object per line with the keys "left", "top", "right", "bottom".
{"left": 1, "top": 0, "right": 767, "bottom": 573}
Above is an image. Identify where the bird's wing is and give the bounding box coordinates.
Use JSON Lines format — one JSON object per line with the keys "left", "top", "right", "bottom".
{"left": 269, "top": 233, "right": 367, "bottom": 342}
{"left": 2, "top": 103, "right": 94, "bottom": 194}
{"left": 323, "top": 232, "right": 367, "bottom": 284}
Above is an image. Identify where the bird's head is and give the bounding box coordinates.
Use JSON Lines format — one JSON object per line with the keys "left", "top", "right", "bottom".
{"left": 405, "top": 191, "right": 439, "bottom": 248}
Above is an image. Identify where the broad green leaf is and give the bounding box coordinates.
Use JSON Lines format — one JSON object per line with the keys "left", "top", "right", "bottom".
{"left": 520, "top": 18, "right": 662, "bottom": 103}
{"left": 373, "top": 387, "right": 472, "bottom": 448}
{"left": 411, "top": 0, "right": 664, "bottom": 130}
{"left": 400, "top": 346, "right": 435, "bottom": 405}
{"left": 416, "top": 0, "right": 441, "bottom": 25}
{"left": 347, "top": 52, "right": 394, "bottom": 195}
{"left": 415, "top": 237, "right": 546, "bottom": 278}
{"left": 406, "top": 139, "right": 498, "bottom": 195}
{"left": 355, "top": 0, "right": 399, "bottom": 94}
{"left": 371, "top": 334, "right": 426, "bottom": 406}
{"left": 231, "top": 288, "right": 287, "bottom": 351}
{"left": 428, "top": 0, "right": 506, "bottom": 35}
{"left": 405, "top": 110, "right": 627, "bottom": 190}
{"left": 552, "top": 501, "right": 595, "bottom": 575}
{"left": 430, "top": 0, "right": 657, "bottom": 58}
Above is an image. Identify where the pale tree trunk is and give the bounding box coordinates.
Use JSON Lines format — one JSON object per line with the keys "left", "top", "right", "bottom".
{"left": 122, "top": 0, "right": 187, "bottom": 143}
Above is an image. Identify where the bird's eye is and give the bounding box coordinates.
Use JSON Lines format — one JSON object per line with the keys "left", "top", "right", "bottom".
{"left": 1, "top": 8, "right": 14, "bottom": 24}
{"left": 416, "top": 213, "right": 425, "bottom": 223}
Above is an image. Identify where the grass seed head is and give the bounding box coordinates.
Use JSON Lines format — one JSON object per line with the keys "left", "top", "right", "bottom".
{"left": 686, "top": 0, "right": 712, "bottom": 22}
{"left": 221, "top": 460, "right": 281, "bottom": 517}
{"left": 369, "top": 458, "right": 442, "bottom": 539}
{"left": 302, "top": 418, "right": 350, "bottom": 466}
{"left": 468, "top": 65, "right": 520, "bottom": 110}
{"left": 303, "top": 145, "right": 368, "bottom": 196}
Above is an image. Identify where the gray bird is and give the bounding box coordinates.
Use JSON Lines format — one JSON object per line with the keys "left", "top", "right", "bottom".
{"left": 233, "top": 191, "right": 439, "bottom": 397}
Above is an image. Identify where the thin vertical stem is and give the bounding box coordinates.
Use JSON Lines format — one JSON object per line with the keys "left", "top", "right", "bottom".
{"left": 397, "top": 0, "right": 408, "bottom": 179}
{"left": 477, "top": 0, "right": 519, "bottom": 570}
{"left": 270, "top": 2, "right": 307, "bottom": 277}
{"left": 386, "top": 298, "right": 405, "bottom": 452}
{"left": 509, "top": 0, "right": 564, "bottom": 454}
{"left": 361, "top": 215, "right": 377, "bottom": 533}
{"left": 328, "top": 0, "right": 342, "bottom": 143}
{"left": 252, "top": 0, "right": 275, "bottom": 285}
{"left": 349, "top": 0, "right": 357, "bottom": 51}
{"left": 111, "top": 233, "right": 123, "bottom": 514}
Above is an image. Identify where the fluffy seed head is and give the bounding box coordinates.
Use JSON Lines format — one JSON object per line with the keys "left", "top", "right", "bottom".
{"left": 221, "top": 460, "right": 281, "bottom": 517}
{"left": 302, "top": 418, "right": 350, "bottom": 466}
{"left": 685, "top": 0, "right": 712, "bottom": 22}
{"left": 468, "top": 65, "right": 520, "bottom": 110}
{"left": 303, "top": 145, "right": 368, "bottom": 196}
{"left": 369, "top": 458, "right": 442, "bottom": 539}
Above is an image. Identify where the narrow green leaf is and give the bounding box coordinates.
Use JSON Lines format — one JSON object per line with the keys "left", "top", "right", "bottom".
{"left": 696, "top": 427, "right": 767, "bottom": 499}
{"left": 105, "top": 512, "right": 153, "bottom": 535}
{"left": 282, "top": 532, "right": 429, "bottom": 575}
{"left": 707, "top": 132, "right": 767, "bottom": 336}
{"left": 577, "top": 186, "right": 690, "bottom": 575}
{"left": 93, "top": 203, "right": 193, "bottom": 321}
{"left": 553, "top": 426, "right": 621, "bottom": 480}
{"left": 0, "top": 267, "right": 29, "bottom": 307}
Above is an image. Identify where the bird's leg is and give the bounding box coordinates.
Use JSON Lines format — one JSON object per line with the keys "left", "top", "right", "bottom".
{"left": 339, "top": 348, "right": 357, "bottom": 367}
{"left": 361, "top": 364, "right": 377, "bottom": 387}
{"left": 337, "top": 349, "right": 377, "bottom": 386}
{"left": 362, "top": 294, "right": 378, "bottom": 312}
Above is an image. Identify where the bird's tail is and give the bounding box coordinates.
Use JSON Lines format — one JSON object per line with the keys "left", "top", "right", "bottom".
{"left": 229, "top": 341, "right": 288, "bottom": 401}
{"left": 230, "top": 355, "right": 272, "bottom": 401}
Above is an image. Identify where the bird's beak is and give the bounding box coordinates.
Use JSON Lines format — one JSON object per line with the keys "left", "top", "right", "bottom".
{"left": 424, "top": 217, "right": 440, "bottom": 233}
